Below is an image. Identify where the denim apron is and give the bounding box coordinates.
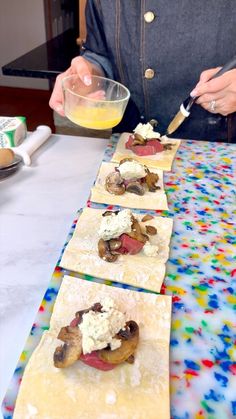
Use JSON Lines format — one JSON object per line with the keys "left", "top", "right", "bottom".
{"left": 82, "top": 0, "right": 236, "bottom": 142}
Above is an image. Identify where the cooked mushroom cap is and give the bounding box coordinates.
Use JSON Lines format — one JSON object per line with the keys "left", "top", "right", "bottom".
{"left": 105, "top": 171, "right": 125, "bottom": 195}
{"left": 145, "top": 170, "right": 159, "bottom": 192}
{"left": 75, "top": 302, "right": 103, "bottom": 323}
{"left": 119, "top": 157, "right": 135, "bottom": 165}
{"left": 54, "top": 326, "right": 82, "bottom": 368}
{"left": 132, "top": 133, "right": 146, "bottom": 145}
{"left": 109, "top": 238, "right": 122, "bottom": 251}
{"left": 126, "top": 181, "right": 145, "bottom": 196}
{"left": 98, "top": 320, "right": 139, "bottom": 364}
{"left": 145, "top": 225, "right": 157, "bottom": 235}
{"left": 102, "top": 210, "right": 119, "bottom": 217}
{"left": 128, "top": 218, "right": 148, "bottom": 243}
{"left": 98, "top": 238, "right": 119, "bottom": 262}
{"left": 141, "top": 214, "right": 154, "bottom": 222}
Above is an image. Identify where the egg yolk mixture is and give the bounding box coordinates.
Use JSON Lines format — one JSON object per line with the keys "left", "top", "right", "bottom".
{"left": 67, "top": 106, "right": 122, "bottom": 129}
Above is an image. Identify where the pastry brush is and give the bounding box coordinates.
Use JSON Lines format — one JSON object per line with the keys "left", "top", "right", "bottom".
{"left": 166, "top": 55, "right": 236, "bottom": 135}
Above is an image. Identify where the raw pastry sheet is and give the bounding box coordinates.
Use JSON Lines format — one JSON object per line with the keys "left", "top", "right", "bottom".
{"left": 14, "top": 275, "right": 172, "bottom": 419}
{"left": 90, "top": 161, "right": 169, "bottom": 210}
{"left": 60, "top": 207, "right": 173, "bottom": 293}
{"left": 111, "top": 133, "right": 181, "bottom": 171}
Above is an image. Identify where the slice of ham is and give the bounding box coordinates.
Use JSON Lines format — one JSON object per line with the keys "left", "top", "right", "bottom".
{"left": 80, "top": 351, "right": 117, "bottom": 371}
{"left": 116, "top": 246, "right": 129, "bottom": 254}
{"left": 118, "top": 234, "right": 144, "bottom": 255}
{"left": 69, "top": 319, "right": 117, "bottom": 371}
{"left": 131, "top": 144, "right": 156, "bottom": 156}
{"left": 146, "top": 139, "right": 164, "bottom": 152}
{"left": 125, "top": 135, "right": 134, "bottom": 150}
{"left": 125, "top": 135, "right": 164, "bottom": 155}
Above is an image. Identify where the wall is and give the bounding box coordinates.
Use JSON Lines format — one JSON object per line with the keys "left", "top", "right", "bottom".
{"left": 0, "top": 0, "right": 48, "bottom": 89}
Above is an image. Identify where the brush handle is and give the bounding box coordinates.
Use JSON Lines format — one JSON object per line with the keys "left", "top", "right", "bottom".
{"left": 211, "top": 55, "right": 236, "bottom": 78}
{"left": 183, "top": 54, "right": 236, "bottom": 113}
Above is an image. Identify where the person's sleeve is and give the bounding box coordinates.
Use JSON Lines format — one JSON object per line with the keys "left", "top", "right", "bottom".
{"left": 80, "top": 0, "right": 114, "bottom": 79}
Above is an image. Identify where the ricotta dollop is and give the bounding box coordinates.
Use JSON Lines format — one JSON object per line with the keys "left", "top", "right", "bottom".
{"left": 79, "top": 297, "right": 126, "bottom": 354}
{"left": 134, "top": 122, "right": 161, "bottom": 139}
{"left": 98, "top": 209, "right": 133, "bottom": 241}
{"left": 118, "top": 160, "right": 146, "bottom": 180}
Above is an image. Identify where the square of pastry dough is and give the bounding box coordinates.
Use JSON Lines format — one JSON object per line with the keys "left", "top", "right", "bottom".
{"left": 111, "top": 133, "right": 181, "bottom": 171}
{"left": 60, "top": 207, "right": 173, "bottom": 292}
{"left": 14, "top": 275, "right": 172, "bottom": 419}
{"left": 90, "top": 161, "right": 169, "bottom": 210}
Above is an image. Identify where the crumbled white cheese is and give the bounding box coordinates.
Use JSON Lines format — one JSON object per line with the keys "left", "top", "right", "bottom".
{"left": 160, "top": 134, "right": 169, "bottom": 142}
{"left": 143, "top": 241, "right": 159, "bottom": 257}
{"left": 118, "top": 160, "right": 146, "bottom": 180}
{"left": 134, "top": 122, "right": 161, "bottom": 139}
{"left": 98, "top": 209, "right": 133, "bottom": 240}
{"left": 79, "top": 297, "right": 126, "bottom": 354}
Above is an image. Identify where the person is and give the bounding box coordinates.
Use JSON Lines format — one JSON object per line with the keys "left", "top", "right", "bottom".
{"left": 49, "top": 0, "right": 236, "bottom": 143}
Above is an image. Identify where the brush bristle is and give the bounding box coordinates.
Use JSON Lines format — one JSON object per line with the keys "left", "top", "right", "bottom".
{"left": 167, "top": 110, "right": 186, "bottom": 135}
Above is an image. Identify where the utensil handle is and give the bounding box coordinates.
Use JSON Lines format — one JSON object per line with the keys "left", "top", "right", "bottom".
{"left": 12, "top": 126, "right": 52, "bottom": 166}
{"left": 211, "top": 55, "right": 236, "bottom": 79}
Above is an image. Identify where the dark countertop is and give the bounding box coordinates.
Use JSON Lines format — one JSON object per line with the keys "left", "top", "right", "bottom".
{"left": 2, "top": 29, "right": 80, "bottom": 79}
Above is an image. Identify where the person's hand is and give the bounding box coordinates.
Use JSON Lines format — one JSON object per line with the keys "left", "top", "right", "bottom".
{"left": 190, "top": 68, "right": 236, "bottom": 115}
{"left": 49, "top": 56, "right": 103, "bottom": 116}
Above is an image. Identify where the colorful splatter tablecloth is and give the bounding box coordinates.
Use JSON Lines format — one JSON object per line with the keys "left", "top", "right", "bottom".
{"left": 2, "top": 136, "right": 236, "bottom": 419}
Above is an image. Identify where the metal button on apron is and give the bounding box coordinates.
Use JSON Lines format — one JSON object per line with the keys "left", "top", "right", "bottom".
{"left": 144, "top": 68, "right": 155, "bottom": 79}
{"left": 144, "top": 11, "right": 155, "bottom": 23}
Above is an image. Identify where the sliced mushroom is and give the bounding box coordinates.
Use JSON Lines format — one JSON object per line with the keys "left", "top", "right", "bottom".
{"left": 105, "top": 171, "right": 125, "bottom": 195}
{"left": 119, "top": 157, "right": 135, "bottom": 165}
{"left": 74, "top": 302, "right": 103, "bottom": 325}
{"left": 132, "top": 133, "right": 146, "bottom": 145}
{"left": 109, "top": 238, "right": 122, "bottom": 251}
{"left": 128, "top": 218, "right": 148, "bottom": 243}
{"left": 145, "top": 225, "right": 157, "bottom": 235}
{"left": 106, "top": 183, "right": 125, "bottom": 195}
{"left": 145, "top": 170, "right": 160, "bottom": 192}
{"left": 98, "top": 321, "right": 139, "bottom": 364}
{"left": 126, "top": 181, "right": 145, "bottom": 196}
{"left": 102, "top": 210, "right": 120, "bottom": 217}
{"left": 106, "top": 171, "right": 123, "bottom": 184}
{"left": 149, "top": 119, "right": 158, "bottom": 128}
{"left": 141, "top": 214, "right": 154, "bottom": 222}
{"left": 54, "top": 326, "right": 82, "bottom": 368}
{"left": 163, "top": 143, "right": 173, "bottom": 150}
{"left": 98, "top": 238, "right": 119, "bottom": 262}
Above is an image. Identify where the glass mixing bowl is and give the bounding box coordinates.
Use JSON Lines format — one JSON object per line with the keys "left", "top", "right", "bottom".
{"left": 62, "top": 74, "right": 130, "bottom": 130}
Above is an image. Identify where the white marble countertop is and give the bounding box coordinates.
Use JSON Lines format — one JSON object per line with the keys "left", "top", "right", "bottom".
{"left": 0, "top": 133, "right": 108, "bottom": 412}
